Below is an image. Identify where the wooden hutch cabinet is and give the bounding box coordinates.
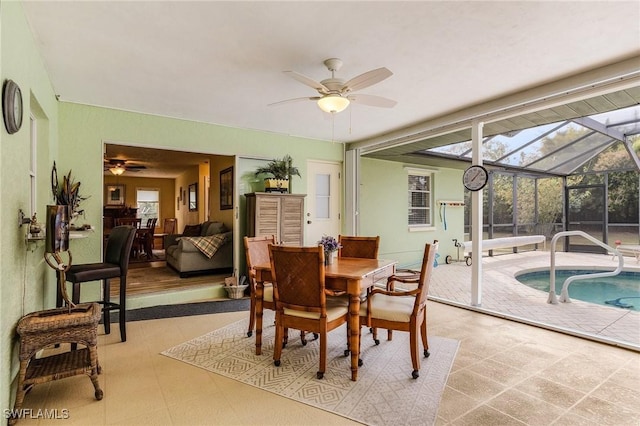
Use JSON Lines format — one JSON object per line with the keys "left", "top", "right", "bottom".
{"left": 245, "top": 192, "right": 306, "bottom": 245}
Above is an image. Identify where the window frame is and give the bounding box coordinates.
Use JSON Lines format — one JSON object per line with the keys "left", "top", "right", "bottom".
{"left": 406, "top": 167, "right": 435, "bottom": 232}
{"left": 136, "top": 187, "right": 160, "bottom": 226}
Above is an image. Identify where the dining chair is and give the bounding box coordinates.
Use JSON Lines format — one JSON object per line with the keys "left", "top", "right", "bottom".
{"left": 244, "top": 235, "right": 276, "bottom": 339}
{"left": 359, "top": 241, "right": 438, "bottom": 379}
{"left": 269, "top": 244, "right": 349, "bottom": 379}
{"left": 338, "top": 235, "right": 380, "bottom": 259}
{"left": 162, "top": 217, "right": 177, "bottom": 235}
{"left": 140, "top": 217, "right": 157, "bottom": 256}
{"left": 155, "top": 217, "right": 177, "bottom": 250}
{"left": 337, "top": 235, "right": 381, "bottom": 347}
{"left": 244, "top": 236, "right": 310, "bottom": 350}
{"left": 64, "top": 225, "right": 137, "bottom": 342}
{"left": 115, "top": 217, "right": 141, "bottom": 228}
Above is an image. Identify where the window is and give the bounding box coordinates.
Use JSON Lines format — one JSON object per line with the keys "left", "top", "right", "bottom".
{"left": 137, "top": 188, "right": 159, "bottom": 225}
{"left": 407, "top": 170, "right": 433, "bottom": 228}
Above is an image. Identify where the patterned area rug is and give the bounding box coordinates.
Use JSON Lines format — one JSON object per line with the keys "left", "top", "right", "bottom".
{"left": 162, "top": 311, "right": 459, "bottom": 426}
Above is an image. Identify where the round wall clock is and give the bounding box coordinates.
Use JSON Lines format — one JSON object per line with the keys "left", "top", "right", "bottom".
{"left": 3, "top": 79, "right": 23, "bottom": 134}
{"left": 462, "top": 165, "right": 489, "bottom": 191}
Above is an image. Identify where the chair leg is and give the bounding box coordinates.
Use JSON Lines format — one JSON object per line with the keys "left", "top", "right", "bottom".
{"left": 409, "top": 327, "right": 420, "bottom": 379}
{"left": 119, "top": 275, "right": 127, "bottom": 342}
{"left": 273, "top": 316, "right": 283, "bottom": 366}
{"left": 317, "top": 332, "right": 327, "bottom": 379}
{"left": 247, "top": 293, "right": 256, "bottom": 337}
{"left": 421, "top": 311, "right": 429, "bottom": 358}
{"left": 72, "top": 282, "right": 81, "bottom": 305}
{"left": 102, "top": 279, "right": 111, "bottom": 335}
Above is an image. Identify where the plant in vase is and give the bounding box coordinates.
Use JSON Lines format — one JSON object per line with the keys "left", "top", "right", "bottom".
{"left": 50, "top": 161, "right": 89, "bottom": 227}
{"left": 254, "top": 154, "right": 301, "bottom": 193}
{"left": 318, "top": 235, "right": 341, "bottom": 265}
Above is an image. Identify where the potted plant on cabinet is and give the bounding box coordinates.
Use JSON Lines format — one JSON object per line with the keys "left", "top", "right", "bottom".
{"left": 254, "top": 154, "right": 301, "bottom": 193}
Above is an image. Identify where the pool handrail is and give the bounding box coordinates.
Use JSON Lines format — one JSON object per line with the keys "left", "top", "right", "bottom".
{"left": 547, "top": 231, "right": 624, "bottom": 304}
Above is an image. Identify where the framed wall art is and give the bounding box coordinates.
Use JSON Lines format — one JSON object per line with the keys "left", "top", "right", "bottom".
{"left": 105, "top": 184, "right": 125, "bottom": 205}
{"left": 188, "top": 182, "right": 198, "bottom": 211}
{"left": 220, "top": 167, "right": 233, "bottom": 210}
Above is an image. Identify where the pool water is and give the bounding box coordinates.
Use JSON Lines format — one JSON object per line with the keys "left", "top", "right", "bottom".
{"left": 516, "top": 270, "right": 640, "bottom": 311}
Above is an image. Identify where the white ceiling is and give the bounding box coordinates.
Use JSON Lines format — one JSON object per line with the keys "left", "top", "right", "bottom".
{"left": 22, "top": 1, "right": 640, "bottom": 145}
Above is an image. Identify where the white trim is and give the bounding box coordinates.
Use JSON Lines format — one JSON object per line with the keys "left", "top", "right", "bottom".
{"left": 408, "top": 226, "right": 436, "bottom": 232}
{"left": 407, "top": 171, "right": 433, "bottom": 228}
{"left": 404, "top": 166, "right": 438, "bottom": 175}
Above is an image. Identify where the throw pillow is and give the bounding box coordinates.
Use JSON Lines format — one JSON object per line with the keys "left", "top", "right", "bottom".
{"left": 204, "top": 221, "right": 227, "bottom": 236}
{"left": 182, "top": 224, "right": 201, "bottom": 237}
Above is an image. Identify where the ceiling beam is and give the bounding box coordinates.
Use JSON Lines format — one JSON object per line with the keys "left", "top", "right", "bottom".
{"left": 570, "top": 116, "right": 626, "bottom": 142}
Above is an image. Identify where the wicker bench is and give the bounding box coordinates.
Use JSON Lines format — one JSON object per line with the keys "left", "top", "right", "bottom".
{"left": 10, "top": 303, "right": 103, "bottom": 425}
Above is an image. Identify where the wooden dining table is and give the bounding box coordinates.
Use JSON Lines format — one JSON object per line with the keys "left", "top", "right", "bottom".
{"left": 253, "top": 256, "right": 397, "bottom": 381}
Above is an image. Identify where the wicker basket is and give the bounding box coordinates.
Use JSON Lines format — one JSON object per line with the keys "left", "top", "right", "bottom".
{"left": 224, "top": 284, "right": 248, "bottom": 299}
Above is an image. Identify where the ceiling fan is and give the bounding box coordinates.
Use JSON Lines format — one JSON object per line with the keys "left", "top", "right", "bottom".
{"left": 104, "top": 158, "right": 147, "bottom": 175}
{"left": 270, "top": 58, "right": 397, "bottom": 113}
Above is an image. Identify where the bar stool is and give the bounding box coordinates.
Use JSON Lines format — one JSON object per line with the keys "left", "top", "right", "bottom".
{"left": 64, "top": 226, "right": 136, "bottom": 341}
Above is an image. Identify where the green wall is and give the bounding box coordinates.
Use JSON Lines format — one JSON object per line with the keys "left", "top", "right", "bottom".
{"left": 0, "top": 0, "right": 60, "bottom": 415}
{"left": 360, "top": 158, "right": 465, "bottom": 268}
{"left": 56, "top": 103, "right": 343, "bottom": 300}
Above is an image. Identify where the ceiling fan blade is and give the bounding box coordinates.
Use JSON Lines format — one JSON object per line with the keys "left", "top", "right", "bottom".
{"left": 126, "top": 165, "right": 146, "bottom": 169}
{"left": 347, "top": 93, "right": 397, "bottom": 108}
{"left": 283, "top": 71, "right": 329, "bottom": 94}
{"left": 341, "top": 67, "right": 393, "bottom": 93}
{"left": 268, "top": 96, "right": 320, "bottom": 107}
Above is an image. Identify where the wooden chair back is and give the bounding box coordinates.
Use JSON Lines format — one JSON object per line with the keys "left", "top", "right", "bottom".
{"left": 268, "top": 244, "right": 326, "bottom": 313}
{"left": 146, "top": 218, "right": 158, "bottom": 229}
{"left": 244, "top": 235, "right": 276, "bottom": 275}
{"left": 338, "top": 235, "right": 380, "bottom": 259}
{"left": 413, "top": 241, "right": 438, "bottom": 311}
{"left": 115, "top": 217, "right": 141, "bottom": 229}
{"left": 162, "top": 218, "right": 177, "bottom": 235}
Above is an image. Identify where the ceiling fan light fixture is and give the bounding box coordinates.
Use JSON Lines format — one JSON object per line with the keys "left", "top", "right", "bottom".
{"left": 110, "top": 166, "right": 125, "bottom": 176}
{"left": 317, "top": 95, "right": 350, "bottom": 113}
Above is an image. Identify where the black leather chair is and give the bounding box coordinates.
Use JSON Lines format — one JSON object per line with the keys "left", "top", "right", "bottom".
{"left": 65, "top": 225, "right": 136, "bottom": 342}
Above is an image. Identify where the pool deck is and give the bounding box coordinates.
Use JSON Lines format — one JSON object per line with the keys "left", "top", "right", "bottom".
{"left": 429, "top": 251, "right": 640, "bottom": 351}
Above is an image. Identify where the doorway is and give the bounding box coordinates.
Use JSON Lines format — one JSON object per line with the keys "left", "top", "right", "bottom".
{"left": 103, "top": 143, "right": 235, "bottom": 300}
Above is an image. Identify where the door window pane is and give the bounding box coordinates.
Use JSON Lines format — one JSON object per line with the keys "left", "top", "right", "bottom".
{"left": 315, "top": 174, "right": 330, "bottom": 219}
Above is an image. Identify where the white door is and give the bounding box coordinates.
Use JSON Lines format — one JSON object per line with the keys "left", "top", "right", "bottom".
{"left": 306, "top": 160, "right": 342, "bottom": 245}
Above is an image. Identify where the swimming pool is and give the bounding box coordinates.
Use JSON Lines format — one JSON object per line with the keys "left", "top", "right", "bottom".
{"left": 516, "top": 270, "right": 640, "bottom": 311}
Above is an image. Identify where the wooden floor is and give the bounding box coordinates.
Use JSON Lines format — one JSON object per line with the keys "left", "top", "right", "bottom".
{"left": 111, "top": 259, "right": 228, "bottom": 297}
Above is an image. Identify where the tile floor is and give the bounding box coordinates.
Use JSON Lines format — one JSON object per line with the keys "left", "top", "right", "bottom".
{"left": 10, "top": 251, "right": 640, "bottom": 426}
{"left": 10, "top": 299, "right": 640, "bottom": 425}
{"left": 429, "top": 251, "right": 640, "bottom": 350}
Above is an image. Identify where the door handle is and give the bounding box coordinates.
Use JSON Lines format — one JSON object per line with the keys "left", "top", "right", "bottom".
{"left": 307, "top": 220, "right": 312, "bottom": 224}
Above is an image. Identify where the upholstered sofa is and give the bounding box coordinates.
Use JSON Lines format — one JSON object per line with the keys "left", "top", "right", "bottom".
{"left": 165, "top": 221, "right": 233, "bottom": 277}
